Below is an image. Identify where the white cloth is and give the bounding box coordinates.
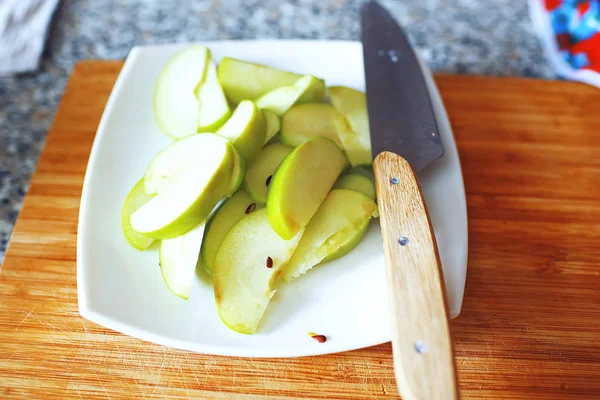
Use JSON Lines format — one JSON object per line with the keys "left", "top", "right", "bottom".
{"left": 0, "top": 0, "right": 59, "bottom": 76}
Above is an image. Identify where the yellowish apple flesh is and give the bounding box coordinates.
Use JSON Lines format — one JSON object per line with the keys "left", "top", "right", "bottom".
{"left": 214, "top": 208, "right": 303, "bottom": 334}
{"left": 243, "top": 142, "right": 293, "bottom": 203}
{"left": 280, "top": 103, "right": 347, "bottom": 147}
{"left": 328, "top": 86, "right": 372, "bottom": 167}
{"left": 281, "top": 189, "right": 377, "bottom": 282}
{"left": 201, "top": 190, "right": 264, "bottom": 276}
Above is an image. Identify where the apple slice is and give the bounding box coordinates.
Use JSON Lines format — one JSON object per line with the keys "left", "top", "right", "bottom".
{"left": 217, "top": 57, "right": 325, "bottom": 106}
{"left": 154, "top": 46, "right": 209, "bottom": 139}
{"left": 328, "top": 86, "right": 372, "bottom": 167}
{"left": 214, "top": 208, "right": 303, "bottom": 334}
{"left": 197, "top": 56, "right": 231, "bottom": 132}
{"left": 262, "top": 109, "right": 280, "bottom": 144}
{"left": 227, "top": 143, "right": 245, "bottom": 196}
{"left": 321, "top": 220, "right": 370, "bottom": 263}
{"left": 281, "top": 189, "right": 377, "bottom": 282}
{"left": 280, "top": 103, "right": 346, "bottom": 147}
{"left": 121, "top": 179, "right": 155, "bottom": 250}
{"left": 159, "top": 221, "right": 206, "bottom": 299}
{"left": 267, "top": 137, "right": 349, "bottom": 240}
{"left": 333, "top": 170, "right": 376, "bottom": 201}
{"left": 131, "top": 134, "right": 238, "bottom": 239}
{"left": 256, "top": 75, "right": 325, "bottom": 116}
{"left": 201, "top": 190, "right": 264, "bottom": 276}
{"left": 243, "top": 142, "right": 293, "bottom": 203}
{"left": 218, "top": 57, "right": 302, "bottom": 105}
{"left": 216, "top": 100, "right": 266, "bottom": 163}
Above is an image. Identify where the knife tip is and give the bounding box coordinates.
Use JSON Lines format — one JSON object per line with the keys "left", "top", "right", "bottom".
{"left": 361, "top": 0, "right": 391, "bottom": 25}
{"left": 362, "top": 0, "right": 383, "bottom": 12}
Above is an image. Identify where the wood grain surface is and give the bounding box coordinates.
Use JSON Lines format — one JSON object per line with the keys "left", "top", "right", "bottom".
{"left": 1, "top": 61, "right": 600, "bottom": 399}
{"left": 373, "top": 152, "right": 458, "bottom": 400}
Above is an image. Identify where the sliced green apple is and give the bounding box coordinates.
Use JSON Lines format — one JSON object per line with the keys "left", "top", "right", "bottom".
{"left": 218, "top": 58, "right": 325, "bottom": 106}
{"left": 321, "top": 220, "right": 370, "bottom": 263}
{"left": 281, "top": 189, "right": 377, "bottom": 282}
{"left": 214, "top": 208, "right": 303, "bottom": 334}
{"left": 153, "top": 46, "right": 209, "bottom": 139}
{"left": 159, "top": 221, "right": 206, "bottom": 299}
{"left": 121, "top": 179, "right": 155, "bottom": 250}
{"left": 197, "top": 56, "right": 231, "bottom": 132}
{"left": 333, "top": 172, "right": 376, "bottom": 201}
{"left": 201, "top": 190, "right": 264, "bottom": 276}
{"left": 267, "top": 137, "right": 349, "bottom": 240}
{"left": 328, "top": 86, "right": 372, "bottom": 167}
{"left": 256, "top": 75, "right": 325, "bottom": 116}
{"left": 280, "top": 103, "right": 346, "bottom": 147}
{"left": 243, "top": 142, "right": 293, "bottom": 203}
{"left": 227, "top": 144, "right": 245, "bottom": 196}
{"left": 131, "top": 134, "right": 238, "bottom": 239}
{"left": 262, "top": 109, "right": 281, "bottom": 144}
{"left": 216, "top": 100, "right": 266, "bottom": 164}
{"left": 218, "top": 57, "right": 302, "bottom": 105}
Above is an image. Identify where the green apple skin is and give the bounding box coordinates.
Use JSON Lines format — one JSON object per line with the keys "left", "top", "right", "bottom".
{"left": 267, "top": 137, "right": 349, "bottom": 240}
{"left": 256, "top": 75, "right": 325, "bottom": 116}
{"left": 197, "top": 55, "right": 231, "bottom": 132}
{"left": 281, "top": 189, "right": 376, "bottom": 282}
{"left": 321, "top": 219, "right": 370, "bottom": 263}
{"left": 333, "top": 173, "right": 376, "bottom": 201}
{"left": 243, "top": 142, "right": 293, "bottom": 203}
{"left": 226, "top": 143, "right": 245, "bottom": 197}
{"left": 121, "top": 179, "right": 155, "bottom": 250}
{"left": 213, "top": 208, "right": 303, "bottom": 334}
{"left": 218, "top": 57, "right": 302, "bottom": 105}
{"left": 328, "top": 86, "right": 372, "bottom": 167}
{"left": 159, "top": 221, "right": 206, "bottom": 300}
{"left": 280, "top": 103, "right": 346, "bottom": 147}
{"left": 262, "top": 109, "right": 281, "bottom": 144}
{"left": 201, "top": 190, "right": 264, "bottom": 276}
{"left": 154, "top": 46, "right": 209, "bottom": 139}
{"left": 131, "top": 134, "right": 239, "bottom": 239}
{"left": 217, "top": 100, "right": 266, "bottom": 164}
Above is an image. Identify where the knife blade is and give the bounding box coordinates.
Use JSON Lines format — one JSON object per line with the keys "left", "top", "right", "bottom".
{"left": 361, "top": 1, "right": 459, "bottom": 399}
{"left": 362, "top": 0, "right": 443, "bottom": 172}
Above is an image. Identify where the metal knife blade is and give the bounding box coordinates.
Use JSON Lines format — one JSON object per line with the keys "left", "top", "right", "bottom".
{"left": 361, "top": 0, "right": 443, "bottom": 172}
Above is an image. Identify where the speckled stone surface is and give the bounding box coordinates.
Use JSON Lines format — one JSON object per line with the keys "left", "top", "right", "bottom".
{"left": 0, "top": 0, "right": 556, "bottom": 262}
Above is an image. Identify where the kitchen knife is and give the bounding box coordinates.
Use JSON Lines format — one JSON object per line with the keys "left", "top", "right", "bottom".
{"left": 361, "top": 1, "right": 459, "bottom": 399}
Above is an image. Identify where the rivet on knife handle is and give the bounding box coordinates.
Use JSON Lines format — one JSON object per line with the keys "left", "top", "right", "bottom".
{"left": 374, "top": 151, "right": 459, "bottom": 400}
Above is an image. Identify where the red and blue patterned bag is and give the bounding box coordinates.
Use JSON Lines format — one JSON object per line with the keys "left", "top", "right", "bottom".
{"left": 530, "top": 0, "right": 600, "bottom": 87}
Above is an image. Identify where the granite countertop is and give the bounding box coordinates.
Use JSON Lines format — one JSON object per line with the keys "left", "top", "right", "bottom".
{"left": 0, "top": 0, "right": 555, "bottom": 262}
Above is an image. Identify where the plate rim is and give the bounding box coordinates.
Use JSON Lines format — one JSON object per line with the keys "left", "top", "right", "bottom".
{"left": 77, "top": 39, "right": 468, "bottom": 358}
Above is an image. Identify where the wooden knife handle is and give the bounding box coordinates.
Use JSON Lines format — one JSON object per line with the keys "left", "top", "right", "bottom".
{"left": 373, "top": 151, "right": 459, "bottom": 400}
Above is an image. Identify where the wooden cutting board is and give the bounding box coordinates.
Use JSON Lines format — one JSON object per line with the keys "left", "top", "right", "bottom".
{"left": 1, "top": 61, "right": 599, "bottom": 399}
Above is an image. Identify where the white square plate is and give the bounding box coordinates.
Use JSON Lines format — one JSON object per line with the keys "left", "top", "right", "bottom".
{"left": 77, "top": 40, "right": 468, "bottom": 358}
